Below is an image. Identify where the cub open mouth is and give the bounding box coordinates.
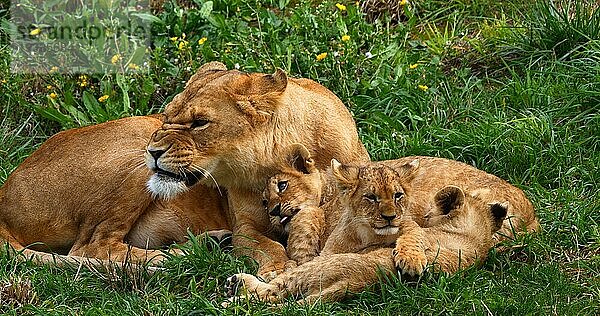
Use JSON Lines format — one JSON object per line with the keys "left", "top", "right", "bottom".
{"left": 156, "top": 168, "right": 205, "bottom": 186}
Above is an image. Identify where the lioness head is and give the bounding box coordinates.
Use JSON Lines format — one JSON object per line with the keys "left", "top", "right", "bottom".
{"left": 262, "top": 144, "right": 322, "bottom": 232}
{"left": 333, "top": 159, "right": 419, "bottom": 236}
{"left": 145, "top": 62, "right": 288, "bottom": 198}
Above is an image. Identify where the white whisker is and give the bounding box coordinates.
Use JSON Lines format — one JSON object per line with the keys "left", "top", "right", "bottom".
{"left": 189, "top": 164, "right": 223, "bottom": 196}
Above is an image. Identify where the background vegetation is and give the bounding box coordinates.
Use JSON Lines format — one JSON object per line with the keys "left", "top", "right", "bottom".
{"left": 1, "top": 0, "right": 598, "bottom": 314}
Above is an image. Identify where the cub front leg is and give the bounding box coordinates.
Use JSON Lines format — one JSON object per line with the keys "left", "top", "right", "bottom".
{"left": 393, "top": 219, "right": 428, "bottom": 276}
{"left": 287, "top": 206, "right": 325, "bottom": 265}
{"left": 226, "top": 273, "right": 283, "bottom": 303}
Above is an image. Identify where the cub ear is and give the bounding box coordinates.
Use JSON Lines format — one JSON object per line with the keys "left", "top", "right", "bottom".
{"left": 187, "top": 61, "right": 228, "bottom": 87}
{"left": 489, "top": 201, "right": 509, "bottom": 232}
{"left": 433, "top": 185, "right": 465, "bottom": 216}
{"left": 331, "top": 159, "right": 359, "bottom": 190}
{"left": 237, "top": 68, "right": 288, "bottom": 124}
{"left": 284, "top": 143, "right": 317, "bottom": 175}
{"left": 396, "top": 158, "right": 419, "bottom": 181}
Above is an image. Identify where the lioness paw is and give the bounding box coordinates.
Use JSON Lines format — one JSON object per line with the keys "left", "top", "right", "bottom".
{"left": 393, "top": 246, "right": 428, "bottom": 277}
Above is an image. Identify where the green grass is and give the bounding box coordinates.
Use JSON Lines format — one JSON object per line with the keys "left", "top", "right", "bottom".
{"left": 1, "top": 0, "right": 599, "bottom": 314}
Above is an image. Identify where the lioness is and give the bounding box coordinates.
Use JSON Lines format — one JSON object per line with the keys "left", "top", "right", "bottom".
{"left": 228, "top": 158, "right": 508, "bottom": 303}
{"left": 143, "top": 62, "right": 370, "bottom": 278}
{"left": 0, "top": 115, "right": 229, "bottom": 264}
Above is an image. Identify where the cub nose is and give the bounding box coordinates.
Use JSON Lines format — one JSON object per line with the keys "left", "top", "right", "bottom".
{"left": 269, "top": 204, "right": 281, "bottom": 217}
{"left": 148, "top": 149, "right": 165, "bottom": 161}
{"left": 381, "top": 213, "right": 397, "bottom": 221}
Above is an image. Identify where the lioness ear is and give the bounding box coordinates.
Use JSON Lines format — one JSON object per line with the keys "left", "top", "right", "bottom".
{"left": 331, "top": 159, "right": 359, "bottom": 190}
{"left": 285, "top": 143, "right": 317, "bottom": 175}
{"left": 434, "top": 185, "right": 465, "bottom": 215}
{"left": 236, "top": 68, "right": 288, "bottom": 124}
{"left": 258, "top": 68, "right": 288, "bottom": 94}
{"left": 489, "top": 201, "right": 509, "bottom": 232}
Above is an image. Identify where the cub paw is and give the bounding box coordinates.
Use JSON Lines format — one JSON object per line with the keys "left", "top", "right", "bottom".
{"left": 225, "top": 274, "right": 244, "bottom": 297}
{"left": 393, "top": 245, "right": 428, "bottom": 277}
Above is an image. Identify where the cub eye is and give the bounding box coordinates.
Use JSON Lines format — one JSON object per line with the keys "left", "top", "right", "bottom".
{"left": 394, "top": 192, "right": 404, "bottom": 201}
{"left": 364, "top": 193, "right": 378, "bottom": 202}
{"left": 191, "top": 119, "right": 209, "bottom": 129}
{"left": 277, "top": 180, "right": 288, "bottom": 193}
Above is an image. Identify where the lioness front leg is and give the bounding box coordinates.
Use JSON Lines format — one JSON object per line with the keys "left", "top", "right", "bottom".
{"left": 393, "top": 219, "right": 428, "bottom": 276}
{"left": 229, "top": 190, "right": 290, "bottom": 280}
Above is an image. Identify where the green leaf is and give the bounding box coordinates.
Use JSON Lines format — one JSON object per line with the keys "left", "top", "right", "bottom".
{"left": 199, "top": 1, "right": 213, "bottom": 19}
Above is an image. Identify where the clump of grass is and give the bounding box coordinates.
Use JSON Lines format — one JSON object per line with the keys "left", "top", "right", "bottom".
{"left": 502, "top": 0, "right": 600, "bottom": 66}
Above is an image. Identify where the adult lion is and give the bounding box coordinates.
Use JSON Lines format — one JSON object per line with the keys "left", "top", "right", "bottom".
{"left": 0, "top": 115, "right": 229, "bottom": 263}
{"left": 145, "top": 62, "right": 370, "bottom": 278}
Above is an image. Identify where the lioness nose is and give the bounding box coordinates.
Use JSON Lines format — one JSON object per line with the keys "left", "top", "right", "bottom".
{"left": 148, "top": 149, "right": 166, "bottom": 161}
{"left": 381, "top": 213, "right": 397, "bottom": 221}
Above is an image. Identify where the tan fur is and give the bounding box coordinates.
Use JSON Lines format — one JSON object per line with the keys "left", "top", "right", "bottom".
{"left": 144, "top": 62, "right": 369, "bottom": 278}
{"left": 393, "top": 186, "right": 508, "bottom": 276}
{"left": 383, "top": 156, "right": 540, "bottom": 242}
{"left": 231, "top": 182, "right": 507, "bottom": 304}
{"left": 0, "top": 115, "right": 230, "bottom": 264}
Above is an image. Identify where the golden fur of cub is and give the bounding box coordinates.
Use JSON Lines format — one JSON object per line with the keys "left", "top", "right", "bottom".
{"left": 262, "top": 145, "right": 539, "bottom": 267}
{"left": 228, "top": 146, "right": 511, "bottom": 303}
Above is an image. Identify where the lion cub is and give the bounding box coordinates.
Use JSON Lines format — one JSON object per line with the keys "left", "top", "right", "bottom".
{"left": 229, "top": 147, "right": 509, "bottom": 303}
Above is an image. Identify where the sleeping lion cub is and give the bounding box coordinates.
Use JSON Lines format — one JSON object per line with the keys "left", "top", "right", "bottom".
{"left": 228, "top": 148, "right": 509, "bottom": 303}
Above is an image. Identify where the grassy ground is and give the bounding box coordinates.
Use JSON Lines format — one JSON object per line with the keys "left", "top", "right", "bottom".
{"left": 1, "top": 0, "right": 599, "bottom": 314}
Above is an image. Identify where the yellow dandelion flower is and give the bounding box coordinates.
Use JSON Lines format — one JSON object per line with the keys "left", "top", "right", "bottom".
{"left": 341, "top": 35, "right": 351, "bottom": 42}
{"left": 98, "top": 95, "right": 109, "bottom": 102}
{"left": 335, "top": 3, "right": 346, "bottom": 11}
{"left": 46, "top": 85, "right": 53, "bottom": 90}
{"left": 400, "top": 0, "right": 407, "bottom": 5}
{"left": 111, "top": 54, "right": 121, "bottom": 64}
{"left": 128, "top": 63, "right": 139, "bottom": 70}
{"left": 178, "top": 40, "right": 188, "bottom": 50}
{"left": 49, "top": 92, "right": 57, "bottom": 99}
{"left": 1, "top": 79, "right": 7, "bottom": 84}
{"left": 29, "top": 28, "right": 41, "bottom": 36}
{"left": 418, "top": 84, "right": 428, "bottom": 91}
{"left": 170, "top": 36, "right": 178, "bottom": 42}
{"left": 198, "top": 37, "right": 207, "bottom": 45}
{"left": 49, "top": 66, "right": 58, "bottom": 73}
{"left": 316, "top": 52, "right": 328, "bottom": 61}
{"left": 409, "top": 63, "right": 419, "bottom": 69}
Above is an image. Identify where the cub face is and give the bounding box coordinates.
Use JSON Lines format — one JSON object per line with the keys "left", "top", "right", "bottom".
{"left": 332, "top": 160, "right": 419, "bottom": 236}
{"left": 262, "top": 144, "right": 322, "bottom": 233}
{"left": 145, "top": 62, "right": 288, "bottom": 199}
